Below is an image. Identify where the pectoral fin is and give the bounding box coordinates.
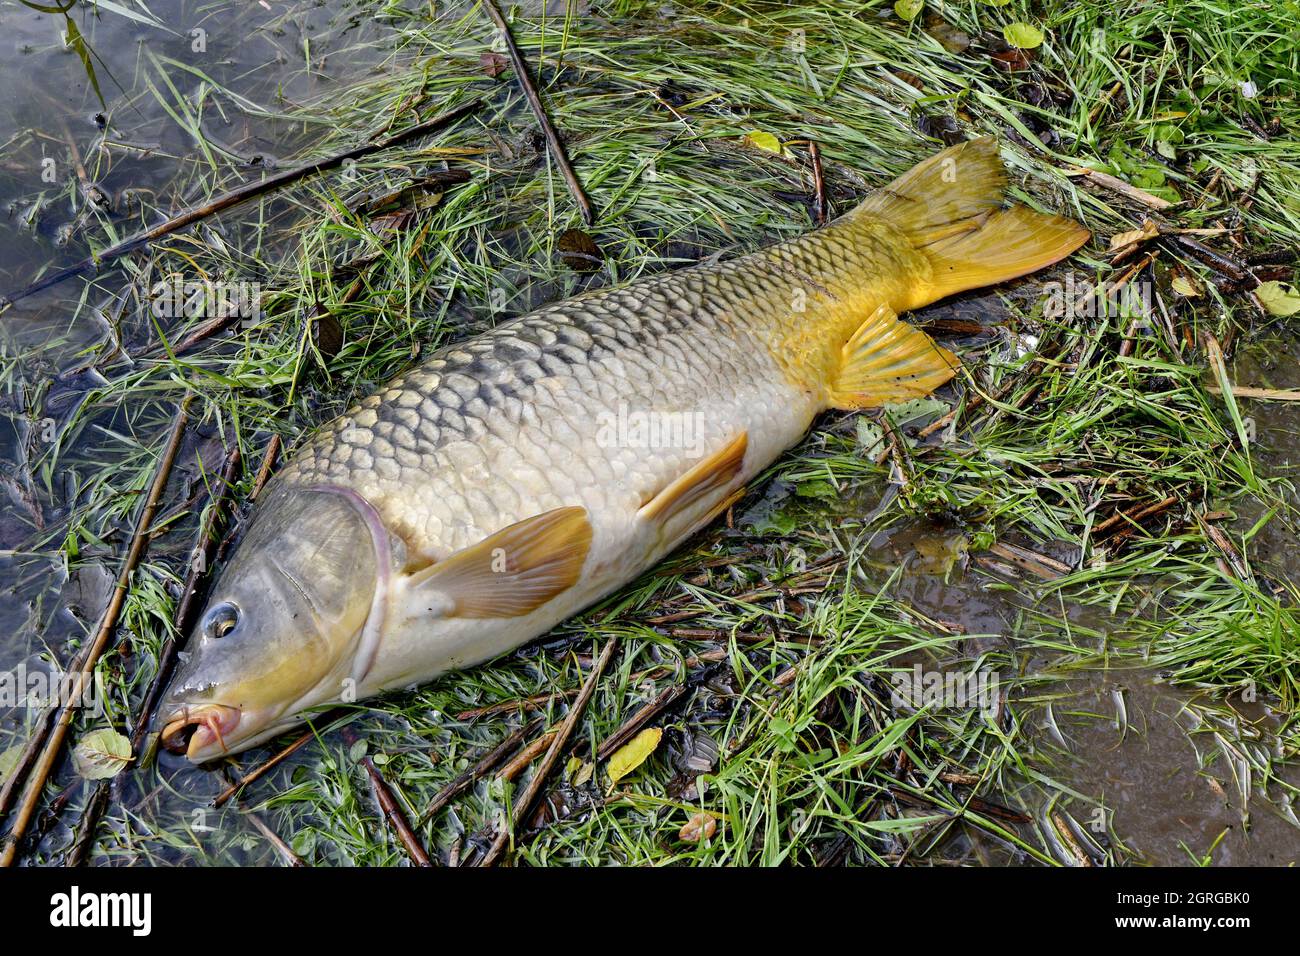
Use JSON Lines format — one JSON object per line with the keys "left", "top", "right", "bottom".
{"left": 410, "top": 506, "right": 592, "bottom": 618}
{"left": 828, "top": 304, "right": 959, "bottom": 410}
{"left": 639, "top": 432, "right": 747, "bottom": 525}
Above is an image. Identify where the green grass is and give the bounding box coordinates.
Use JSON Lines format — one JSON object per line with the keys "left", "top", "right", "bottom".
{"left": 2, "top": 0, "right": 1299, "bottom": 866}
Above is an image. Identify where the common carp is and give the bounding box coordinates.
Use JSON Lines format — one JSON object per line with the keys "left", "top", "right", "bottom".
{"left": 159, "top": 137, "right": 1087, "bottom": 761}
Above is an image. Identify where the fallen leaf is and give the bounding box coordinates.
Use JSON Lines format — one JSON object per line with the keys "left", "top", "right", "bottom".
{"left": 556, "top": 228, "right": 603, "bottom": 273}
{"left": 479, "top": 51, "right": 509, "bottom": 78}
{"left": 0, "top": 744, "right": 22, "bottom": 782}
{"left": 679, "top": 811, "right": 718, "bottom": 843}
{"left": 894, "top": 0, "right": 924, "bottom": 20}
{"left": 989, "top": 48, "right": 1032, "bottom": 71}
{"left": 924, "top": 16, "right": 970, "bottom": 53}
{"left": 366, "top": 207, "right": 416, "bottom": 239}
{"left": 1003, "top": 22, "right": 1045, "bottom": 49}
{"left": 894, "top": 70, "right": 925, "bottom": 91}
{"left": 1171, "top": 272, "right": 1204, "bottom": 297}
{"left": 607, "top": 727, "right": 662, "bottom": 785}
{"left": 1108, "top": 219, "right": 1160, "bottom": 251}
{"left": 741, "top": 130, "right": 785, "bottom": 156}
{"left": 1256, "top": 280, "right": 1300, "bottom": 316}
{"left": 312, "top": 314, "right": 344, "bottom": 363}
{"left": 856, "top": 417, "right": 885, "bottom": 457}
{"left": 73, "top": 728, "right": 132, "bottom": 780}
{"left": 886, "top": 396, "right": 949, "bottom": 427}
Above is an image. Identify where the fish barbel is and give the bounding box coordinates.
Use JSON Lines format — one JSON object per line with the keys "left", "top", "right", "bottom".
{"left": 160, "top": 137, "right": 1087, "bottom": 760}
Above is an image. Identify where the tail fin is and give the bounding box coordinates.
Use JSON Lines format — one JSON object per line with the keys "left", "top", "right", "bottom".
{"left": 858, "top": 137, "right": 1089, "bottom": 307}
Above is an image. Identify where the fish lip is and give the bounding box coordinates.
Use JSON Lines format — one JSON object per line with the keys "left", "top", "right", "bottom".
{"left": 160, "top": 703, "right": 242, "bottom": 761}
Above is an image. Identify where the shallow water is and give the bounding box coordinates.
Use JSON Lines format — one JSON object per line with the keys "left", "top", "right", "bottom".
{"left": 0, "top": 0, "right": 1296, "bottom": 866}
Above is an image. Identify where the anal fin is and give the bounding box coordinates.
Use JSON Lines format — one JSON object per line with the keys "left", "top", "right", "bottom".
{"left": 640, "top": 432, "right": 748, "bottom": 525}
{"left": 829, "top": 304, "right": 959, "bottom": 410}
{"left": 410, "top": 506, "right": 591, "bottom": 618}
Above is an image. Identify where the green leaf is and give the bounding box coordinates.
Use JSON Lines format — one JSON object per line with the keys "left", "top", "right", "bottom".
{"left": 1256, "top": 281, "right": 1300, "bottom": 316}
{"left": 73, "top": 729, "right": 133, "bottom": 780}
{"left": 1003, "top": 22, "right": 1044, "bottom": 49}
{"left": 63, "top": 18, "right": 105, "bottom": 110}
{"left": 894, "top": 0, "right": 925, "bottom": 20}
{"left": 856, "top": 418, "right": 885, "bottom": 457}
{"left": 885, "top": 396, "right": 948, "bottom": 427}
{"left": 607, "top": 727, "right": 662, "bottom": 785}
{"left": 742, "top": 130, "right": 785, "bottom": 155}
{"left": 0, "top": 745, "right": 23, "bottom": 782}
{"left": 291, "top": 829, "right": 318, "bottom": 857}
{"left": 795, "top": 479, "right": 837, "bottom": 500}
{"left": 750, "top": 509, "right": 798, "bottom": 535}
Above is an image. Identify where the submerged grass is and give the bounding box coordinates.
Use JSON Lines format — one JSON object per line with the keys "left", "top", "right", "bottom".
{"left": 2, "top": 0, "right": 1299, "bottom": 865}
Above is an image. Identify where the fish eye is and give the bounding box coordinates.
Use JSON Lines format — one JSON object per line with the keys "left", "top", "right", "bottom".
{"left": 203, "top": 602, "right": 240, "bottom": 640}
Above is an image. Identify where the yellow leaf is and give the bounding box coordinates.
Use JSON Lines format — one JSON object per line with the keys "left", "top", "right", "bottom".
{"left": 1108, "top": 219, "right": 1159, "bottom": 251}
{"left": 606, "top": 727, "right": 662, "bottom": 785}
{"left": 1256, "top": 280, "right": 1300, "bottom": 316}
{"left": 1003, "top": 22, "right": 1044, "bottom": 49}
{"left": 742, "top": 131, "right": 784, "bottom": 156}
{"left": 894, "top": 0, "right": 924, "bottom": 20}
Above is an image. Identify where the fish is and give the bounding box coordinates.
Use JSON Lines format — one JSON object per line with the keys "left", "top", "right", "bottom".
{"left": 158, "top": 137, "right": 1088, "bottom": 761}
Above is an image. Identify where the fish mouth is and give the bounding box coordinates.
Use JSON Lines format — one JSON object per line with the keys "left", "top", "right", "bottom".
{"left": 160, "top": 704, "right": 242, "bottom": 761}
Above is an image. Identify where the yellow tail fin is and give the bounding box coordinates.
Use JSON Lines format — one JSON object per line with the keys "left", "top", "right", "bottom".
{"left": 858, "top": 137, "right": 1089, "bottom": 308}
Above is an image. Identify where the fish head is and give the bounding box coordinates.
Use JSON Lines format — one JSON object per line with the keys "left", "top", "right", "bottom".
{"left": 159, "top": 485, "right": 390, "bottom": 762}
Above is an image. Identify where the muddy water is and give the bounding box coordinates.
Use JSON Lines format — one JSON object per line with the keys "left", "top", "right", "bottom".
{"left": 1230, "top": 335, "right": 1300, "bottom": 588}
{"left": 858, "top": 512, "right": 1300, "bottom": 867}
{"left": 0, "top": 0, "right": 1297, "bottom": 866}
